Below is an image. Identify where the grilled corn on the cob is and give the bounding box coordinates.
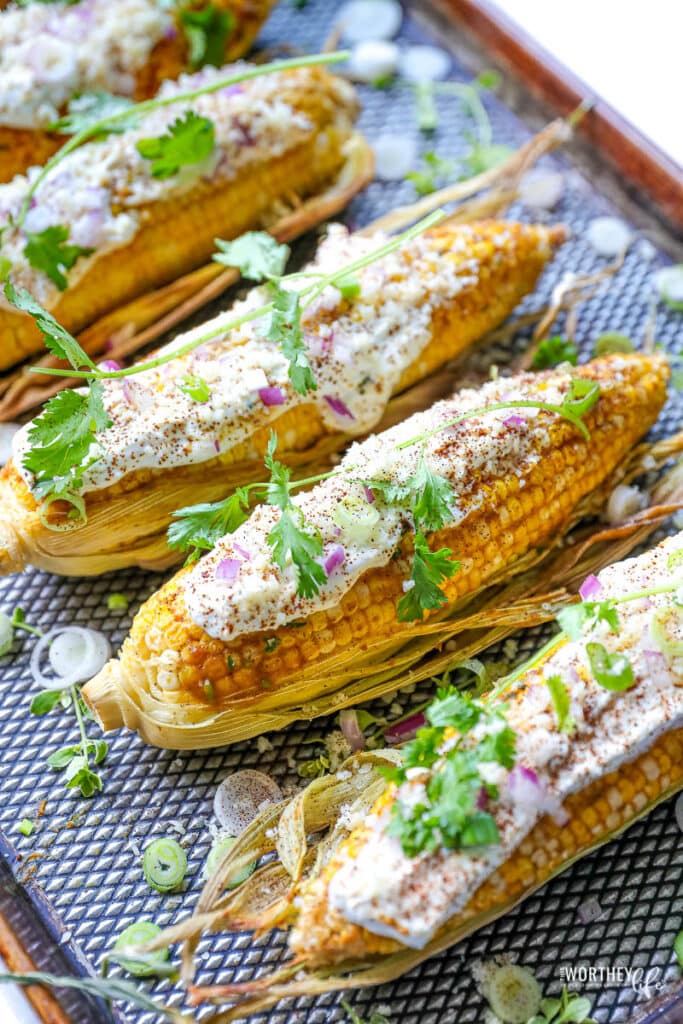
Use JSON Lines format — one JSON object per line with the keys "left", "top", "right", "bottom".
{"left": 0, "top": 63, "right": 358, "bottom": 370}
{"left": 0, "top": 219, "right": 565, "bottom": 577}
{"left": 289, "top": 531, "right": 683, "bottom": 963}
{"left": 83, "top": 354, "right": 670, "bottom": 749}
{"left": 0, "top": 0, "right": 276, "bottom": 182}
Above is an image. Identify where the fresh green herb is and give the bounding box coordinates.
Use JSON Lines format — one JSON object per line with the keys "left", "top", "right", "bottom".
{"left": 367, "top": 451, "right": 454, "bottom": 533}
{"left": 383, "top": 687, "right": 515, "bottom": 856}
{"left": 107, "top": 593, "right": 129, "bottom": 613}
{"left": 264, "top": 637, "right": 281, "bottom": 653}
{"left": 529, "top": 985, "right": 596, "bottom": 1024}
{"left": 298, "top": 753, "right": 330, "bottom": 778}
{"left": 545, "top": 674, "right": 575, "bottom": 734}
{"left": 414, "top": 82, "right": 438, "bottom": 133}
{"left": 24, "top": 226, "right": 93, "bottom": 292}
{"left": 341, "top": 999, "right": 389, "bottom": 1024}
{"left": 177, "top": 373, "right": 211, "bottom": 403}
{"left": 168, "top": 489, "right": 251, "bottom": 561}
{"left": 213, "top": 231, "right": 290, "bottom": 280}
{"left": 397, "top": 532, "right": 460, "bottom": 622}
{"left": 111, "top": 921, "right": 171, "bottom": 978}
{"left": 23, "top": 383, "right": 111, "bottom": 504}
{"left": 262, "top": 283, "right": 315, "bottom": 395}
{"left": 34, "top": 685, "right": 107, "bottom": 798}
{"left": 3, "top": 283, "right": 93, "bottom": 368}
{"left": 585, "top": 641, "right": 634, "bottom": 692}
{"left": 406, "top": 151, "right": 455, "bottom": 196}
{"left": 136, "top": 110, "right": 215, "bottom": 179}
{"left": 556, "top": 600, "right": 619, "bottom": 641}
{"left": 17, "top": 818, "right": 35, "bottom": 837}
{"left": 668, "top": 550, "right": 683, "bottom": 572}
{"left": 532, "top": 336, "right": 578, "bottom": 370}
{"left": 179, "top": 2, "right": 234, "bottom": 68}
{"left": 49, "top": 92, "right": 138, "bottom": 136}
{"left": 142, "top": 837, "right": 187, "bottom": 892}
{"left": 461, "top": 139, "right": 512, "bottom": 176}
{"left": 674, "top": 930, "right": 683, "bottom": 967}
{"left": 592, "top": 331, "right": 634, "bottom": 356}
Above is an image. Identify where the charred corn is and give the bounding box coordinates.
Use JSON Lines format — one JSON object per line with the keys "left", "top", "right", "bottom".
{"left": 285, "top": 530, "right": 683, "bottom": 972}
{"left": 0, "top": 0, "right": 276, "bottom": 182}
{"left": 0, "top": 219, "right": 565, "bottom": 577}
{"left": 83, "top": 354, "right": 670, "bottom": 749}
{"left": 0, "top": 62, "right": 358, "bottom": 370}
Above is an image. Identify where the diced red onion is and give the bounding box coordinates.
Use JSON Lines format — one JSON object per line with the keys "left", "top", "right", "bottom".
{"left": 324, "top": 395, "right": 355, "bottom": 420}
{"left": 363, "top": 485, "right": 375, "bottom": 504}
{"left": 214, "top": 439, "right": 221, "bottom": 453}
{"left": 577, "top": 897, "right": 603, "bottom": 925}
{"left": 258, "top": 386, "right": 286, "bottom": 407}
{"left": 384, "top": 711, "right": 426, "bottom": 744}
{"left": 508, "top": 765, "right": 541, "bottom": 802}
{"left": 233, "top": 543, "right": 251, "bottom": 561}
{"left": 324, "top": 544, "right": 346, "bottom": 576}
{"left": 502, "top": 414, "right": 526, "bottom": 428}
{"left": 215, "top": 558, "right": 242, "bottom": 583}
{"left": 476, "top": 786, "right": 489, "bottom": 810}
{"left": 340, "top": 709, "right": 366, "bottom": 752}
{"left": 98, "top": 359, "right": 121, "bottom": 372}
{"left": 121, "top": 381, "right": 133, "bottom": 405}
{"left": 579, "top": 574, "right": 602, "bottom": 600}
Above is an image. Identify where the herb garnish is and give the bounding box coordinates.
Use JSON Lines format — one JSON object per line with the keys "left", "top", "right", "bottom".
{"left": 24, "top": 226, "right": 93, "bottom": 291}
{"left": 49, "top": 92, "right": 138, "bottom": 136}
{"left": 532, "top": 335, "right": 578, "bottom": 370}
{"left": 177, "top": 374, "right": 211, "bottom": 403}
{"left": 382, "top": 687, "right": 516, "bottom": 856}
{"left": 31, "top": 684, "right": 107, "bottom": 798}
{"left": 136, "top": 110, "right": 215, "bottom": 178}
{"left": 179, "top": 2, "right": 234, "bottom": 69}
{"left": 397, "top": 533, "right": 460, "bottom": 622}
{"left": 545, "top": 674, "right": 575, "bottom": 734}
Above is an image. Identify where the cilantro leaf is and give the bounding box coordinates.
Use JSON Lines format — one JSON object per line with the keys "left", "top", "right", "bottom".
{"left": 585, "top": 641, "right": 634, "bottom": 692}
{"left": 24, "top": 226, "right": 93, "bottom": 291}
{"left": 406, "top": 151, "right": 455, "bottom": 196}
{"left": 461, "top": 140, "right": 513, "bottom": 176}
{"left": 531, "top": 335, "right": 578, "bottom": 370}
{"left": 49, "top": 91, "right": 138, "bottom": 136}
{"left": 556, "top": 600, "right": 619, "bottom": 641}
{"left": 23, "top": 383, "right": 111, "bottom": 498}
{"left": 427, "top": 688, "right": 482, "bottom": 731}
{"left": 546, "top": 674, "right": 575, "bottom": 734}
{"left": 136, "top": 111, "right": 215, "bottom": 179}
{"left": 397, "top": 532, "right": 460, "bottom": 622}
{"left": 267, "top": 507, "right": 326, "bottom": 599}
{"left": 409, "top": 453, "right": 455, "bottom": 532}
{"left": 177, "top": 374, "right": 210, "bottom": 403}
{"left": 4, "top": 282, "right": 94, "bottom": 369}
{"left": 264, "top": 431, "right": 293, "bottom": 510}
{"left": 261, "top": 283, "right": 316, "bottom": 395}
{"left": 213, "top": 232, "right": 290, "bottom": 281}
{"left": 167, "top": 487, "right": 251, "bottom": 560}
{"left": 179, "top": 2, "right": 234, "bottom": 69}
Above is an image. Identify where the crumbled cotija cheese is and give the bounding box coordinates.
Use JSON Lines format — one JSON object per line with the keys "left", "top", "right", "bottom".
{"left": 0, "top": 0, "right": 173, "bottom": 130}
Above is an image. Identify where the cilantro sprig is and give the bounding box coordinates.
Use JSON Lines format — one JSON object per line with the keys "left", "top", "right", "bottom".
{"left": 179, "top": 2, "right": 234, "bottom": 69}
{"left": 136, "top": 111, "right": 215, "bottom": 179}
{"left": 382, "top": 687, "right": 516, "bottom": 856}
{"left": 532, "top": 335, "right": 578, "bottom": 370}
{"left": 24, "top": 226, "right": 93, "bottom": 292}
{"left": 31, "top": 684, "right": 107, "bottom": 798}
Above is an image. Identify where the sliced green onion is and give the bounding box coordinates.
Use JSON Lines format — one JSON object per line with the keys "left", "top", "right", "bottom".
{"left": 206, "top": 835, "right": 256, "bottom": 888}
{"left": 674, "top": 930, "right": 683, "bottom": 967}
{"left": 0, "top": 612, "right": 13, "bottom": 656}
{"left": 107, "top": 593, "right": 129, "bottom": 612}
{"left": 142, "top": 837, "right": 187, "bottom": 893}
{"left": 17, "top": 818, "right": 34, "bottom": 837}
{"left": 484, "top": 964, "right": 542, "bottom": 1023}
{"left": 592, "top": 331, "right": 634, "bottom": 356}
{"left": 333, "top": 492, "right": 380, "bottom": 542}
{"left": 649, "top": 607, "right": 683, "bottom": 659}
{"left": 112, "top": 921, "right": 170, "bottom": 977}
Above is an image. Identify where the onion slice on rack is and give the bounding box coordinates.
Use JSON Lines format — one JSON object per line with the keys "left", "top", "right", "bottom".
{"left": 30, "top": 626, "right": 111, "bottom": 689}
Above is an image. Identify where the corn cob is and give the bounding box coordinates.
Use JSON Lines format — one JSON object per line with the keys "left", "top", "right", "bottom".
{"left": 165, "top": 532, "right": 683, "bottom": 1019}
{"left": 0, "top": 218, "right": 565, "bottom": 577}
{"left": 83, "top": 354, "right": 670, "bottom": 749}
{"left": 287, "top": 531, "right": 683, "bottom": 966}
{"left": 0, "top": 0, "right": 276, "bottom": 183}
{"left": 0, "top": 63, "right": 358, "bottom": 371}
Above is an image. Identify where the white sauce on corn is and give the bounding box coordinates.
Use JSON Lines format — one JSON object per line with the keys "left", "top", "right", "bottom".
{"left": 325, "top": 532, "right": 683, "bottom": 948}
{"left": 181, "top": 360, "right": 634, "bottom": 641}
{"left": 13, "top": 223, "right": 504, "bottom": 490}
{"left": 0, "top": 0, "right": 173, "bottom": 130}
{"left": 0, "top": 64, "right": 338, "bottom": 304}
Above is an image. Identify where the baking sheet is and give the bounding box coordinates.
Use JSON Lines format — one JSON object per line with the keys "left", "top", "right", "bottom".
{"left": 1, "top": 1, "right": 682, "bottom": 1022}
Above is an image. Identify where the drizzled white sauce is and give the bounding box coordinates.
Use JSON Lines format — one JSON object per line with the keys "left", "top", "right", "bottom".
{"left": 0, "top": 0, "right": 172, "bottom": 130}
{"left": 181, "top": 360, "right": 633, "bottom": 641}
{"left": 0, "top": 64, "right": 333, "bottom": 304}
{"left": 325, "top": 532, "right": 683, "bottom": 948}
{"left": 12, "top": 223, "right": 490, "bottom": 491}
